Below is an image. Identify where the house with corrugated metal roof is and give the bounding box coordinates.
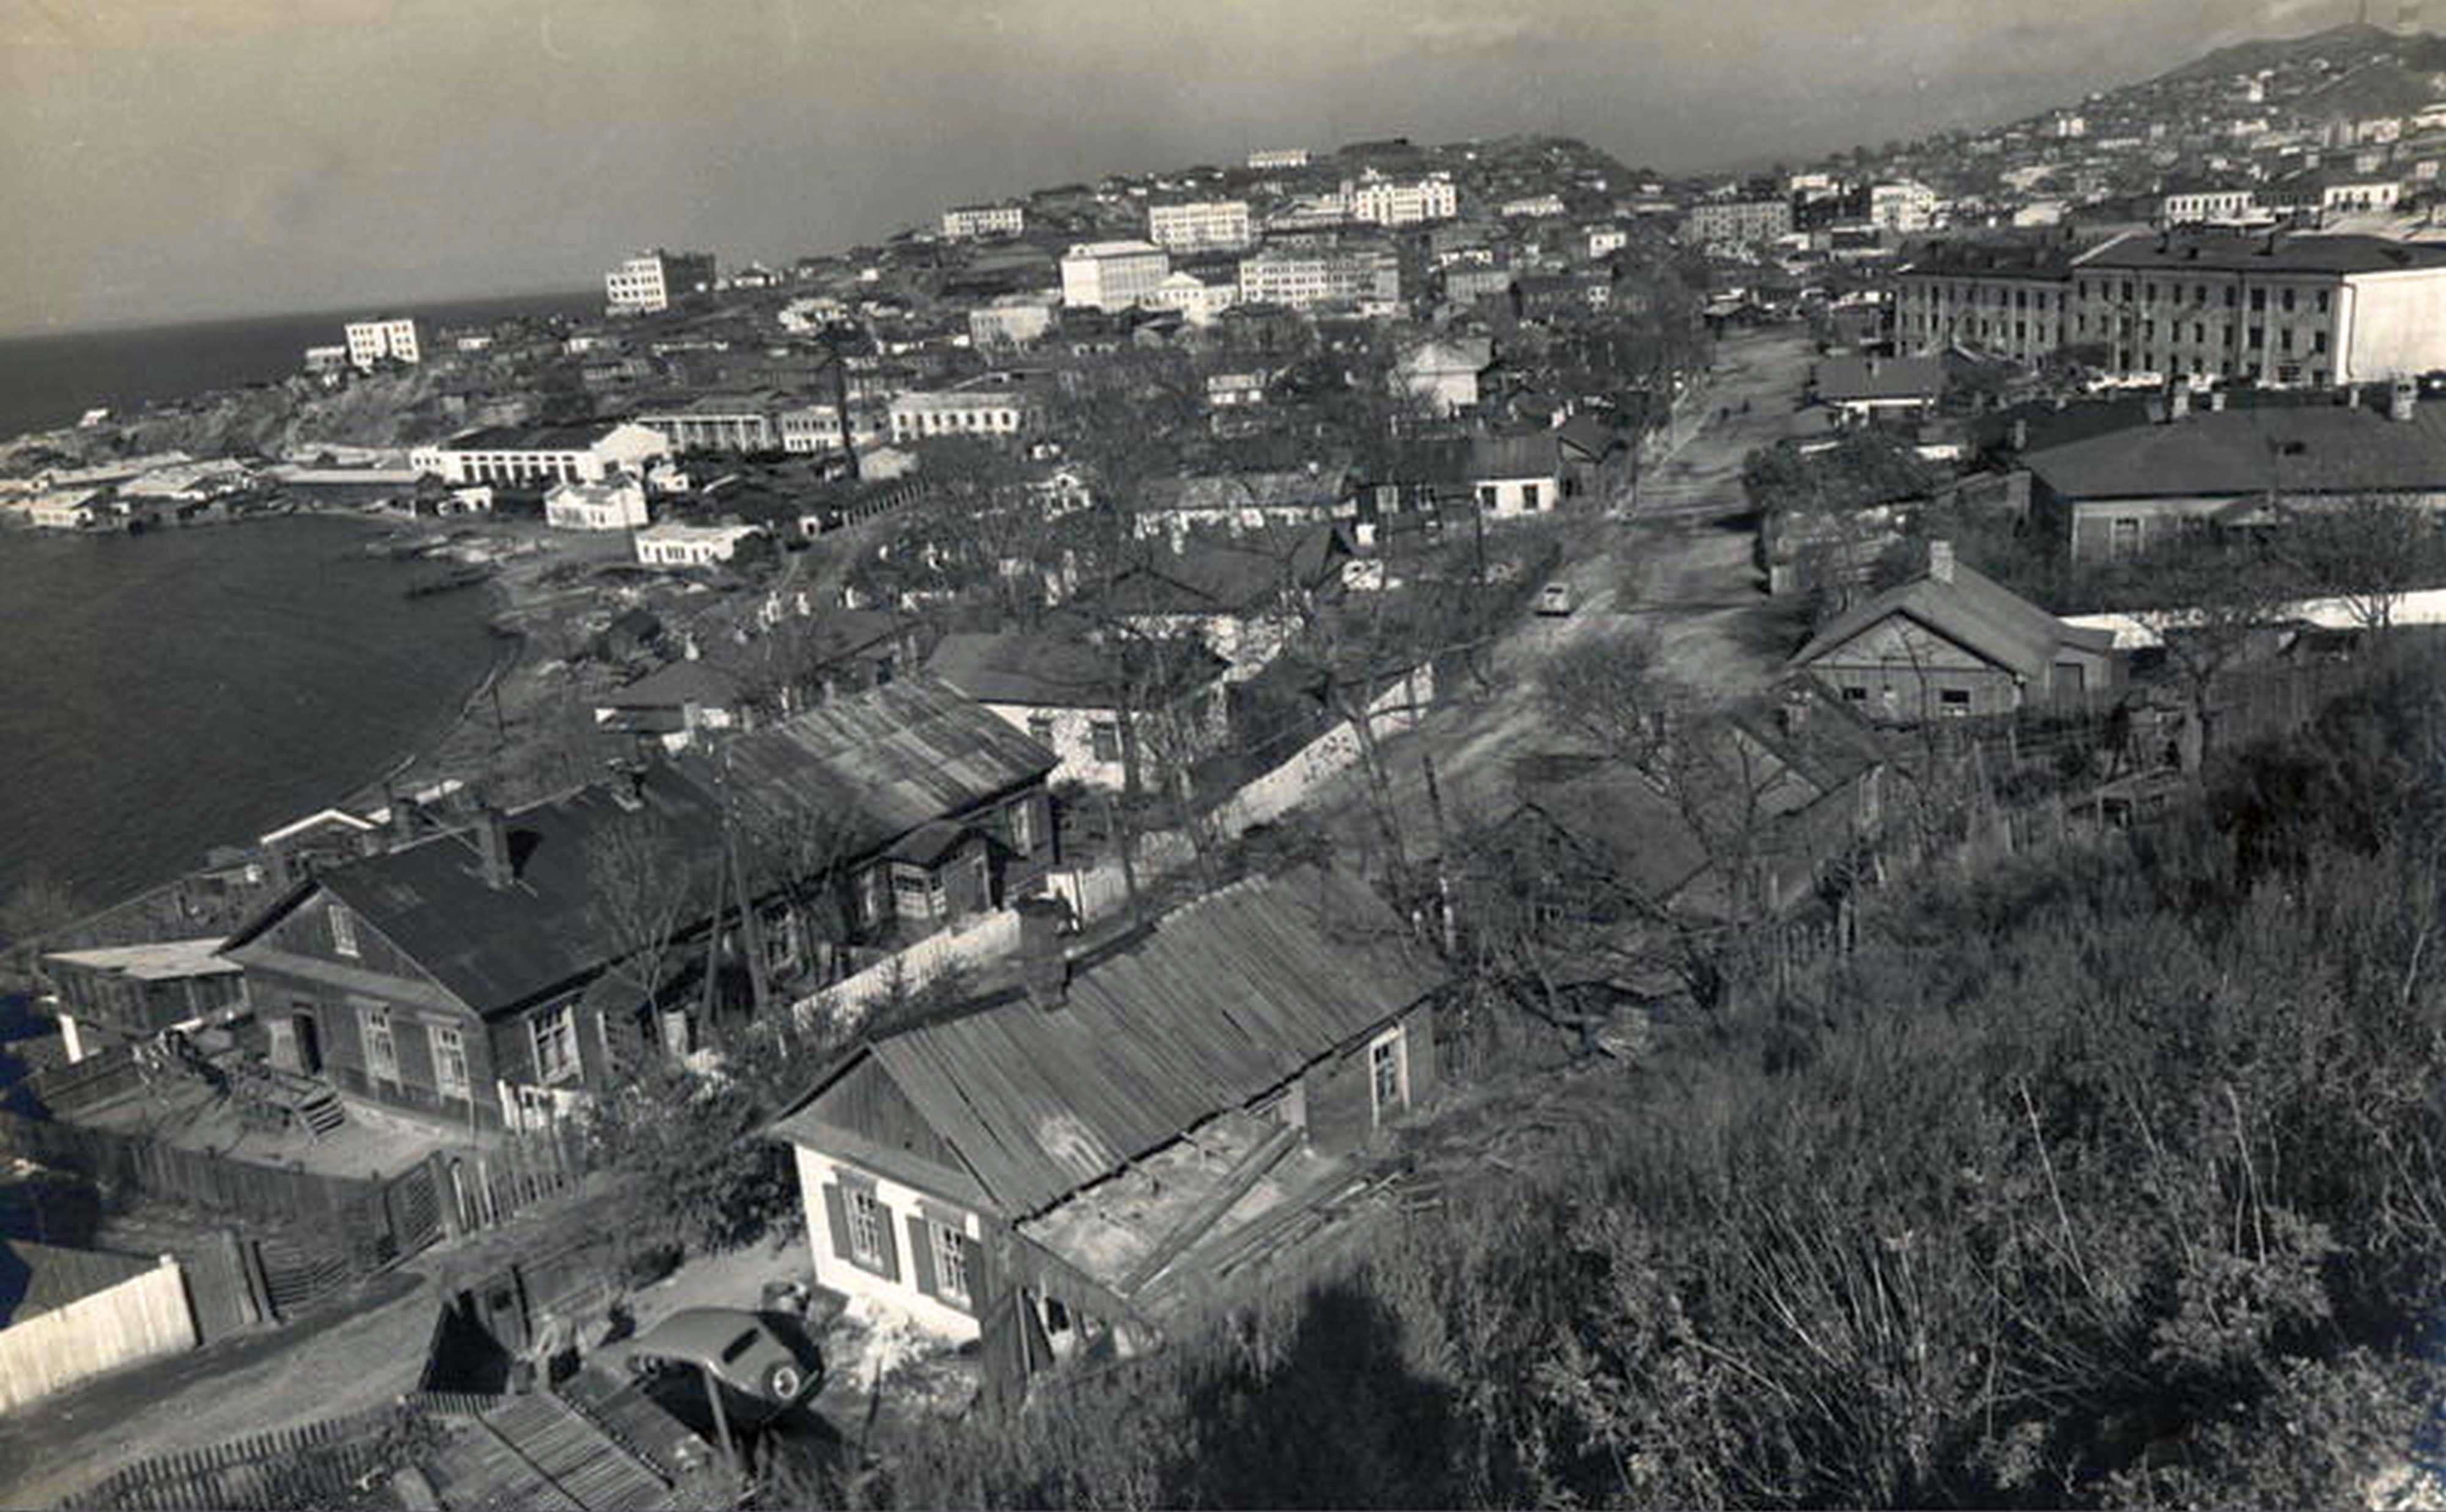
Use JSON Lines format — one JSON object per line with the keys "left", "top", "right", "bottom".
{"left": 768, "top": 868, "right": 1445, "bottom": 1390}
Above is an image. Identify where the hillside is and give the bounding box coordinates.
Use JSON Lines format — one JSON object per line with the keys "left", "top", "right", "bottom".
{"left": 2154, "top": 20, "right": 2399, "bottom": 83}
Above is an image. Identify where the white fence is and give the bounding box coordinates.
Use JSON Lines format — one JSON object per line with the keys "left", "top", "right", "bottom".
{"left": 790, "top": 663, "right": 1436, "bottom": 1031}
{"left": 0, "top": 1255, "right": 197, "bottom": 1415}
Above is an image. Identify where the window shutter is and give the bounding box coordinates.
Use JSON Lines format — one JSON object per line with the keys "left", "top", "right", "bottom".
{"left": 822, "top": 1184, "right": 853, "bottom": 1263}
{"left": 874, "top": 1204, "right": 901, "bottom": 1283}
{"left": 906, "top": 1215, "right": 938, "bottom": 1299}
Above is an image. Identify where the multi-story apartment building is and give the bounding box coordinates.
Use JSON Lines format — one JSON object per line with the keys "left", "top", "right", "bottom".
{"left": 1342, "top": 171, "right": 1458, "bottom": 227}
{"left": 887, "top": 387, "right": 1038, "bottom": 443}
{"left": 1059, "top": 240, "right": 1172, "bottom": 311}
{"left": 634, "top": 396, "right": 787, "bottom": 452}
{"left": 2066, "top": 230, "right": 2446, "bottom": 387}
{"left": 1682, "top": 197, "right": 1795, "bottom": 252}
{"left": 1247, "top": 147, "right": 1309, "bottom": 170}
{"left": 1236, "top": 242, "right": 1402, "bottom": 312}
{"left": 605, "top": 250, "right": 717, "bottom": 314}
{"left": 1893, "top": 239, "right": 2081, "bottom": 363}
{"left": 940, "top": 203, "right": 1026, "bottom": 240}
{"left": 967, "top": 295, "right": 1059, "bottom": 348}
{"left": 1869, "top": 182, "right": 1940, "bottom": 234}
{"left": 2160, "top": 182, "right": 2263, "bottom": 226}
{"left": 1499, "top": 193, "right": 1567, "bottom": 219}
{"left": 343, "top": 317, "right": 420, "bottom": 370}
{"left": 1145, "top": 270, "right": 1238, "bottom": 325}
{"left": 1147, "top": 199, "right": 1254, "bottom": 254}
{"left": 778, "top": 402, "right": 880, "bottom": 454}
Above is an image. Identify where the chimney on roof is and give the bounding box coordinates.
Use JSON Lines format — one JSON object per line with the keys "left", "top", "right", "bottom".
{"left": 2392, "top": 375, "right": 2418, "bottom": 421}
{"left": 475, "top": 804, "right": 514, "bottom": 891}
{"left": 2169, "top": 382, "right": 2192, "bottom": 421}
{"left": 2009, "top": 418, "right": 2030, "bottom": 451}
{"left": 1926, "top": 538, "right": 1956, "bottom": 584}
{"left": 383, "top": 783, "right": 416, "bottom": 847}
{"left": 1016, "top": 893, "right": 1070, "bottom": 1012}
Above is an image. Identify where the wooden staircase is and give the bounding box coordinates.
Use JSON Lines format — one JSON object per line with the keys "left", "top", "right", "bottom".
{"left": 224, "top": 1058, "right": 349, "bottom": 1141}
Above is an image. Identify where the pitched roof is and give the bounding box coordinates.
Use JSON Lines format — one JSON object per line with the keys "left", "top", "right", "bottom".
{"left": 2075, "top": 230, "right": 2446, "bottom": 276}
{"left": 1813, "top": 353, "right": 1948, "bottom": 403}
{"left": 2022, "top": 401, "right": 2446, "bottom": 500}
{"left": 773, "top": 868, "right": 1444, "bottom": 1215}
{"left": 1138, "top": 469, "right": 1351, "bottom": 514}
{"left": 927, "top": 631, "right": 1225, "bottom": 709}
{"left": 600, "top": 658, "right": 745, "bottom": 712}
{"left": 224, "top": 764, "right": 727, "bottom": 1019}
{"left": 1468, "top": 430, "right": 1565, "bottom": 481}
{"left": 704, "top": 674, "right": 1055, "bottom": 859}
{"left": 1099, "top": 529, "right": 1348, "bottom": 616}
{"left": 1790, "top": 558, "right": 2115, "bottom": 682}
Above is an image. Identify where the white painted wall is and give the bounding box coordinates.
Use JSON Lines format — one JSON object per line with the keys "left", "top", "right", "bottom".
{"left": 793, "top": 1148, "right": 982, "bottom": 1343}
{"left": 0, "top": 1257, "right": 197, "bottom": 1415}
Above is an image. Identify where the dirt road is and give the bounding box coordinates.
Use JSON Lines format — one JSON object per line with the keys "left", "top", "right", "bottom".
{"left": 1305, "top": 325, "right": 1825, "bottom": 855}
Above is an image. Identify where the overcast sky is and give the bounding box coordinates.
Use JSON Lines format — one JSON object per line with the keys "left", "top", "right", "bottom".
{"left": 0, "top": 0, "right": 2359, "bottom": 334}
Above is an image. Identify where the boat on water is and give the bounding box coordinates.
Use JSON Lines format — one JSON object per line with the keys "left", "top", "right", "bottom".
{"left": 404, "top": 563, "right": 497, "bottom": 599}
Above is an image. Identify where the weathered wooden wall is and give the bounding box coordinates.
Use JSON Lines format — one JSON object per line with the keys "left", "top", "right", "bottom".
{"left": 0, "top": 1256, "right": 196, "bottom": 1415}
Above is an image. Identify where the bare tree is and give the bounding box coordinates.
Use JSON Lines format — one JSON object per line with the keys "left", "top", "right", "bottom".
{"left": 585, "top": 808, "right": 718, "bottom": 1069}
{"left": 2272, "top": 495, "right": 2446, "bottom": 633}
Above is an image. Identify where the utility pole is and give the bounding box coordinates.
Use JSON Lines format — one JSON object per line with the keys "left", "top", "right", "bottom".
{"left": 822, "top": 322, "right": 861, "bottom": 482}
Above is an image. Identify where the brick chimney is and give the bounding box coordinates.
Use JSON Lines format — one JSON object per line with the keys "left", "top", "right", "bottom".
{"left": 2390, "top": 375, "right": 2418, "bottom": 422}
{"left": 475, "top": 805, "right": 514, "bottom": 891}
{"left": 1926, "top": 538, "right": 1956, "bottom": 583}
{"left": 2009, "top": 418, "right": 2030, "bottom": 451}
{"left": 1016, "top": 894, "right": 1070, "bottom": 1011}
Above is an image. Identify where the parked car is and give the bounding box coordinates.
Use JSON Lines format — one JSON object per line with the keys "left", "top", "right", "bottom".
{"left": 624, "top": 1308, "right": 824, "bottom": 1426}
{"left": 1535, "top": 581, "right": 1575, "bottom": 616}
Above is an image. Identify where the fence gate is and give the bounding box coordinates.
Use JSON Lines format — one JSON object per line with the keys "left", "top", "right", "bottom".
{"left": 385, "top": 1159, "right": 445, "bottom": 1256}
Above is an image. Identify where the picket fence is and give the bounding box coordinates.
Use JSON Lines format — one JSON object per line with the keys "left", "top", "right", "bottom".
{"left": 788, "top": 664, "right": 1435, "bottom": 1030}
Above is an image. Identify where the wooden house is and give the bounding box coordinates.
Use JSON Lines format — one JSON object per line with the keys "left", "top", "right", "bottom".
{"left": 768, "top": 869, "right": 1445, "bottom": 1396}
{"left": 41, "top": 940, "right": 249, "bottom": 1060}
{"left": 1787, "top": 542, "right": 2121, "bottom": 721}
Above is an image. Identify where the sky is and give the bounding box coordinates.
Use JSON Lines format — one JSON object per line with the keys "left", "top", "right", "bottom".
{"left": 0, "top": 0, "right": 2367, "bottom": 335}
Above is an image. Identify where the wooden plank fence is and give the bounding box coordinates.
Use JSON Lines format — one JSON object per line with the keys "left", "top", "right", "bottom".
{"left": 73, "top": 1397, "right": 460, "bottom": 1512}
{"left": 16, "top": 1046, "right": 142, "bottom": 1118}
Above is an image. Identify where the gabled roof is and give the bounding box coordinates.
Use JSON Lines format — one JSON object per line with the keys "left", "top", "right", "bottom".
{"left": 600, "top": 658, "right": 745, "bottom": 712}
{"left": 772, "top": 868, "right": 1444, "bottom": 1215}
{"left": 1790, "top": 559, "right": 2115, "bottom": 682}
{"left": 1813, "top": 353, "right": 1948, "bottom": 404}
{"left": 222, "top": 764, "right": 727, "bottom": 1019}
{"left": 927, "top": 631, "right": 1225, "bottom": 709}
{"left": 2022, "top": 401, "right": 2446, "bottom": 500}
{"left": 1139, "top": 469, "right": 1354, "bottom": 514}
{"left": 704, "top": 674, "right": 1055, "bottom": 860}
{"left": 1099, "top": 528, "right": 1348, "bottom": 616}
{"left": 1468, "top": 430, "right": 1564, "bottom": 481}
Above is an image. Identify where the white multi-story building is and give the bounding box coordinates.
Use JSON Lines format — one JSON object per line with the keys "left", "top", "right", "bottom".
{"left": 1342, "top": 171, "right": 1458, "bottom": 227}
{"left": 967, "top": 295, "right": 1060, "bottom": 348}
{"left": 343, "top": 317, "right": 420, "bottom": 370}
{"left": 940, "top": 203, "right": 1026, "bottom": 240}
{"left": 2161, "top": 185, "right": 2262, "bottom": 226}
{"left": 1247, "top": 147, "right": 1310, "bottom": 170}
{"left": 604, "top": 250, "right": 717, "bottom": 314}
{"left": 778, "top": 404, "right": 881, "bottom": 454}
{"left": 1499, "top": 193, "right": 1567, "bottom": 219}
{"left": 1869, "top": 182, "right": 1940, "bottom": 234}
{"left": 1236, "top": 243, "right": 1401, "bottom": 312}
{"left": 542, "top": 475, "right": 650, "bottom": 531}
{"left": 1147, "top": 199, "right": 1254, "bottom": 254}
{"left": 634, "top": 522, "right": 764, "bottom": 567}
{"left": 1144, "top": 270, "right": 1238, "bottom": 325}
{"left": 887, "top": 388, "right": 1036, "bottom": 443}
{"left": 411, "top": 421, "right": 672, "bottom": 487}
{"left": 634, "top": 396, "right": 786, "bottom": 452}
{"left": 1059, "top": 240, "right": 1171, "bottom": 311}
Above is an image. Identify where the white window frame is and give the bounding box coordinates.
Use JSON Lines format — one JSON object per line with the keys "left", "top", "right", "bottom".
{"left": 846, "top": 1187, "right": 889, "bottom": 1269}
{"left": 430, "top": 1023, "right": 469, "bottom": 1101}
{"left": 1010, "top": 797, "right": 1037, "bottom": 857}
{"left": 1368, "top": 1025, "right": 1408, "bottom": 1126}
{"left": 328, "top": 902, "right": 360, "bottom": 959}
{"left": 531, "top": 1003, "right": 580, "bottom": 1085}
{"left": 932, "top": 1223, "right": 974, "bottom": 1303}
{"left": 362, "top": 1005, "right": 398, "bottom": 1083}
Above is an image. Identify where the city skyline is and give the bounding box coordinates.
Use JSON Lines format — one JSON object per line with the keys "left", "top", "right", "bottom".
{"left": 0, "top": 0, "right": 2377, "bottom": 334}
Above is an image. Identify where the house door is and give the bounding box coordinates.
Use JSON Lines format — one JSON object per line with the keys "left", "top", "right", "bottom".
{"left": 2051, "top": 662, "right": 2087, "bottom": 707}
{"left": 291, "top": 1012, "right": 322, "bottom": 1075}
